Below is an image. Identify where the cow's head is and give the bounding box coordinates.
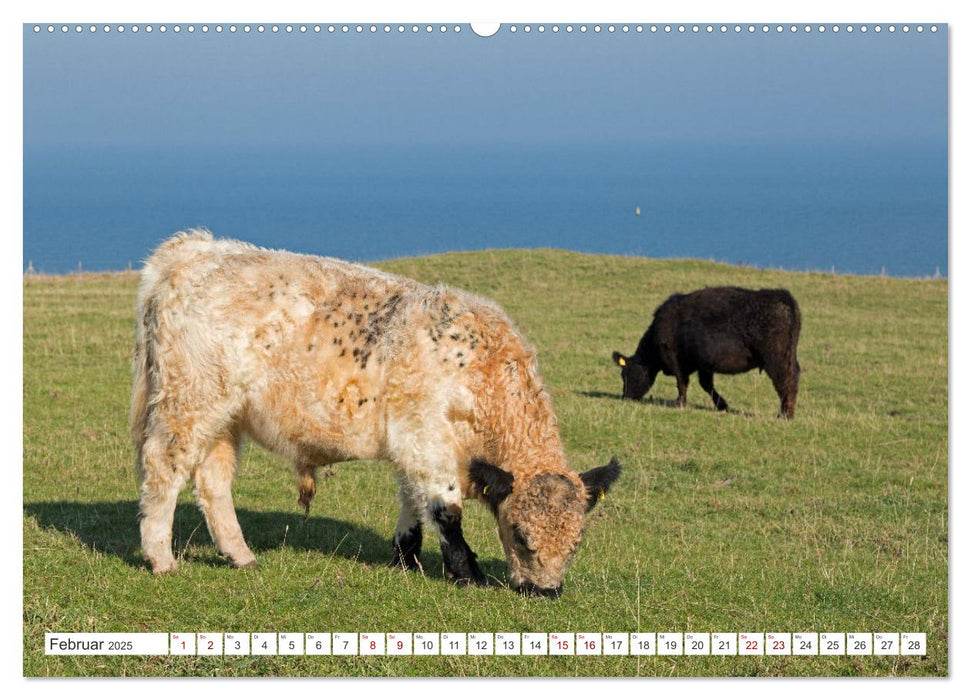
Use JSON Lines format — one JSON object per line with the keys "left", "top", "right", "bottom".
{"left": 470, "top": 458, "right": 621, "bottom": 597}
{"left": 612, "top": 351, "right": 655, "bottom": 400}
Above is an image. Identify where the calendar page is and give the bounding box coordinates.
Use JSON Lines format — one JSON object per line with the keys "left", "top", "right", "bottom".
{"left": 20, "top": 0, "right": 948, "bottom": 680}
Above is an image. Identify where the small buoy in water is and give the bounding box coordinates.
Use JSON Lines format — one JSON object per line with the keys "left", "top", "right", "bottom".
{"left": 635, "top": 206, "right": 641, "bottom": 216}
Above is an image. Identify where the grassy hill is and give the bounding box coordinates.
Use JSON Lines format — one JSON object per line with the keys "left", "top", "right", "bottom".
{"left": 22, "top": 249, "right": 947, "bottom": 676}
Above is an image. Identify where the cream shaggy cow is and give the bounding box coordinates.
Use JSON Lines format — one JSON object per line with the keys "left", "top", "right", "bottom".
{"left": 131, "top": 231, "right": 620, "bottom": 596}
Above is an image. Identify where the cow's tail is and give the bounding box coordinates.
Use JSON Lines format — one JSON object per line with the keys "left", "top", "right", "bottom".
{"left": 130, "top": 287, "right": 153, "bottom": 482}
{"left": 782, "top": 291, "right": 802, "bottom": 377}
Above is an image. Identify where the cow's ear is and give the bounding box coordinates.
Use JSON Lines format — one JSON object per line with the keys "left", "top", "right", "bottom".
{"left": 580, "top": 458, "right": 622, "bottom": 512}
{"left": 612, "top": 351, "right": 628, "bottom": 367}
{"left": 469, "top": 459, "right": 514, "bottom": 510}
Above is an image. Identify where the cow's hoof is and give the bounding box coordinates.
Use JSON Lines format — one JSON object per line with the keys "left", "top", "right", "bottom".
{"left": 450, "top": 567, "right": 487, "bottom": 587}
{"left": 233, "top": 558, "right": 259, "bottom": 569}
{"left": 445, "top": 563, "right": 487, "bottom": 586}
{"left": 390, "top": 526, "right": 423, "bottom": 571}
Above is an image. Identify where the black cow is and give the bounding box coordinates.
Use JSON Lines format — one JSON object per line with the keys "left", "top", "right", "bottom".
{"left": 611, "top": 287, "right": 801, "bottom": 418}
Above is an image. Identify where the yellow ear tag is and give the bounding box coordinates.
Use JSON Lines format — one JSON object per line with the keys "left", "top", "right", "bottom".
{"left": 618, "top": 357, "right": 626, "bottom": 366}
{"left": 483, "top": 485, "right": 490, "bottom": 495}
{"left": 599, "top": 489, "right": 605, "bottom": 501}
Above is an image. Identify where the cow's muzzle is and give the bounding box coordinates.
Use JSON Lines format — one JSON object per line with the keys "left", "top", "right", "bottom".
{"left": 516, "top": 582, "right": 563, "bottom": 599}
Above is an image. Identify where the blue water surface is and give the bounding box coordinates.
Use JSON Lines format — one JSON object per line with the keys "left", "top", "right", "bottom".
{"left": 23, "top": 141, "right": 947, "bottom": 277}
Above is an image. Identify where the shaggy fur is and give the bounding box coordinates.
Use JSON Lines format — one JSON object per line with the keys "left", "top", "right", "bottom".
{"left": 131, "top": 230, "right": 620, "bottom": 594}
{"left": 612, "top": 286, "right": 801, "bottom": 418}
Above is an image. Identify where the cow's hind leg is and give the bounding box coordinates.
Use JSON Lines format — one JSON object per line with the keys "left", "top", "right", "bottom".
{"left": 766, "top": 359, "right": 800, "bottom": 419}
{"left": 698, "top": 370, "right": 729, "bottom": 411}
{"left": 194, "top": 433, "right": 257, "bottom": 568}
{"left": 390, "top": 477, "right": 423, "bottom": 571}
{"left": 138, "top": 432, "right": 193, "bottom": 573}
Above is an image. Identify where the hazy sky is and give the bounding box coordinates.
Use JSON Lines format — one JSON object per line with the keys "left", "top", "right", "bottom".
{"left": 23, "top": 24, "right": 947, "bottom": 149}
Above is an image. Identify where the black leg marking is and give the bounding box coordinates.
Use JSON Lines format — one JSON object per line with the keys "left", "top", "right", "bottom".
{"left": 391, "top": 524, "right": 423, "bottom": 571}
{"left": 431, "top": 505, "right": 486, "bottom": 586}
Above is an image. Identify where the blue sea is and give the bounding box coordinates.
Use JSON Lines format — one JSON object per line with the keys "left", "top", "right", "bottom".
{"left": 22, "top": 141, "right": 947, "bottom": 277}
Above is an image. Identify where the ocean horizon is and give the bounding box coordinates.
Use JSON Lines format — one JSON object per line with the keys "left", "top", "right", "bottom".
{"left": 23, "top": 140, "right": 947, "bottom": 278}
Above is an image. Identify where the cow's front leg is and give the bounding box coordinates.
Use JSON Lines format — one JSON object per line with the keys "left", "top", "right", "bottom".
{"left": 389, "top": 415, "right": 484, "bottom": 584}
{"left": 675, "top": 373, "right": 690, "bottom": 408}
{"left": 698, "top": 370, "right": 729, "bottom": 411}
{"left": 430, "top": 503, "right": 486, "bottom": 586}
{"left": 391, "top": 481, "right": 423, "bottom": 571}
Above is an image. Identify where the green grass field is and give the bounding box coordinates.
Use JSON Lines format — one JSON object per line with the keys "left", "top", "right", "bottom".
{"left": 22, "top": 249, "right": 947, "bottom": 677}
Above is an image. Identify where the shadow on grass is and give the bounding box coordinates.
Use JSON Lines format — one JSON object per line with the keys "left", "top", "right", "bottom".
{"left": 23, "top": 500, "right": 507, "bottom": 585}
{"left": 575, "top": 390, "right": 754, "bottom": 417}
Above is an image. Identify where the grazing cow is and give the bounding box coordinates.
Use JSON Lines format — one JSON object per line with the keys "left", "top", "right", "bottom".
{"left": 132, "top": 230, "right": 620, "bottom": 596}
{"left": 611, "top": 286, "right": 801, "bottom": 418}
